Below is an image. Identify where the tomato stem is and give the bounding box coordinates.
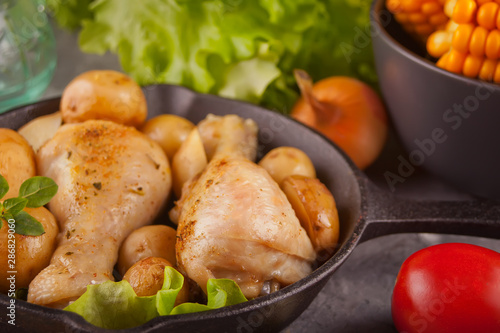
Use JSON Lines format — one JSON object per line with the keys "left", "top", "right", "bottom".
{"left": 293, "top": 69, "right": 340, "bottom": 125}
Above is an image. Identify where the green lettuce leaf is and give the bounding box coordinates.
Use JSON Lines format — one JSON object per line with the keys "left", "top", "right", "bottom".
{"left": 50, "top": 0, "right": 377, "bottom": 112}
{"left": 155, "top": 265, "right": 185, "bottom": 316}
{"left": 64, "top": 266, "right": 182, "bottom": 329}
{"left": 64, "top": 266, "right": 248, "bottom": 329}
{"left": 170, "top": 278, "right": 248, "bottom": 315}
{"left": 64, "top": 280, "right": 159, "bottom": 329}
{"left": 46, "top": 0, "right": 95, "bottom": 30}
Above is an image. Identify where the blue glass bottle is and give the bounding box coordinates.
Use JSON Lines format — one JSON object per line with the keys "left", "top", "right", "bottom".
{"left": 0, "top": 0, "right": 56, "bottom": 113}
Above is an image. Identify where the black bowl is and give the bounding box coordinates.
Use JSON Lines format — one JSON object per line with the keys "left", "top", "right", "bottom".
{"left": 370, "top": 0, "right": 500, "bottom": 200}
{"left": 1, "top": 85, "right": 500, "bottom": 333}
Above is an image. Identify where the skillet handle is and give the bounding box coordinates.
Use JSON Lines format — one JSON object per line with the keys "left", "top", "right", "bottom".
{"left": 360, "top": 180, "right": 500, "bottom": 243}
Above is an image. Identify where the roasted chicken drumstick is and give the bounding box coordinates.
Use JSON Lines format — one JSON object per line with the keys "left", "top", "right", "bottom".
{"left": 28, "top": 120, "right": 171, "bottom": 308}
{"left": 174, "top": 115, "right": 316, "bottom": 299}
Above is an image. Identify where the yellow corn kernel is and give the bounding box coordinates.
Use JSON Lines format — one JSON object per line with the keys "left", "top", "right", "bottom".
{"left": 452, "top": 24, "right": 475, "bottom": 52}
{"left": 395, "top": 13, "right": 411, "bottom": 24}
{"left": 389, "top": 0, "right": 448, "bottom": 40}
{"left": 497, "top": 6, "right": 500, "bottom": 28}
{"left": 445, "top": 0, "right": 459, "bottom": 17}
{"left": 417, "top": 0, "right": 500, "bottom": 82}
{"left": 452, "top": 0, "right": 478, "bottom": 23}
{"left": 445, "top": 49, "right": 467, "bottom": 72}
{"left": 463, "top": 55, "right": 484, "bottom": 77}
{"left": 485, "top": 30, "right": 500, "bottom": 58}
{"left": 415, "top": 23, "right": 438, "bottom": 35}
{"left": 430, "top": 12, "right": 450, "bottom": 25}
{"left": 409, "top": 12, "right": 428, "bottom": 23}
{"left": 469, "top": 26, "right": 489, "bottom": 56}
{"left": 437, "top": 51, "right": 451, "bottom": 68}
{"left": 389, "top": 0, "right": 448, "bottom": 39}
{"left": 387, "top": 0, "right": 404, "bottom": 12}
{"left": 402, "top": 0, "right": 422, "bottom": 12}
{"left": 422, "top": 1, "right": 442, "bottom": 14}
{"left": 494, "top": 62, "right": 500, "bottom": 81}
{"left": 477, "top": 2, "right": 500, "bottom": 29}
{"left": 446, "top": 20, "right": 460, "bottom": 32}
{"left": 479, "top": 58, "right": 497, "bottom": 80}
{"left": 428, "top": 30, "right": 454, "bottom": 56}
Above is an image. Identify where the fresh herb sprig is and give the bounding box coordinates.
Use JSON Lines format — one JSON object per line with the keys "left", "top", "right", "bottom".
{"left": 0, "top": 174, "right": 58, "bottom": 236}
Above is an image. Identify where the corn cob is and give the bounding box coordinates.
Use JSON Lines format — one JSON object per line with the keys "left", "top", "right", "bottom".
{"left": 387, "top": 0, "right": 449, "bottom": 40}
{"left": 427, "top": 0, "right": 500, "bottom": 82}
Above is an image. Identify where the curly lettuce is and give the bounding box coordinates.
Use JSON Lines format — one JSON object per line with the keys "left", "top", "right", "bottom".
{"left": 48, "top": 0, "right": 376, "bottom": 113}
{"left": 64, "top": 266, "right": 248, "bottom": 329}
{"left": 46, "top": 0, "right": 94, "bottom": 30}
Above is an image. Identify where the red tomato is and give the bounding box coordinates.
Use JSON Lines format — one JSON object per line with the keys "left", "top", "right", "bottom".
{"left": 392, "top": 243, "right": 500, "bottom": 333}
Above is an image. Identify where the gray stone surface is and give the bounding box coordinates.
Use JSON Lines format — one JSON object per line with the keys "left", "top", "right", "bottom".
{"left": 44, "top": 22, "right": 500, "bottom": 333}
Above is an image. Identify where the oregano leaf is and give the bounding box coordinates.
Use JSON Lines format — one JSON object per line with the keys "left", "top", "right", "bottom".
{"left": 19, "top": 176, "right": 58, "bottom": 208}
{"left": 3, "top": 211, "right": 14, "bottom": 222}
{"left": 1, "top": 211, "right": 14, "bottom": 231}
{"left": 13, "top": 211, "right": 45, "bottom": 236}
{"left": 0, "top": 174, "right": 9, "bottom": 200}
{"left": 3, "top": 197, "right": 28, "bottom": 216}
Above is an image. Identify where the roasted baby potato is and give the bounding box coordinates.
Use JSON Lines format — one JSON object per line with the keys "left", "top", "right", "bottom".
{"left": 0, "top": 129, "right": 59, "bottom": 292}
{"left": 141, "top": 114, "right": 195, "bottom": 161}
{"left": 123, "top": 256, "right": 189, "bottom": 304}
{"left": 0, "top": 207, "right": 59, "bottom": 293}
{"left": 258, "top": 146, "right": 316, "bottom": 186}
{"left": 60, "top": 70, "right": 147, "bottom": 127}
{"left": 281, "top": 175, "right": 339, "bottom": 254}
{"left": 0, "top": 128, "right": 37, "bottom": 198}
{"left": 117, "top": 225, "right": 177, "bottom": 276}
{"left": 18, "top": 111, "right": 62, "bottom": 152}
{"left": 171, "top": 128, "right": 208, "bottom": 198}
{"left": 123, "top": 257, "right": 173, "bottom": 297}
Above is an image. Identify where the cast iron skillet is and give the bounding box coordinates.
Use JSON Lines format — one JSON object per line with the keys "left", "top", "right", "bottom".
{"left": 0, "top": 85, "right": 499, "bottom": 333}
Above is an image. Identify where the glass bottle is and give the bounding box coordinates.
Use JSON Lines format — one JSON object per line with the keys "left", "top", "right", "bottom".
{"left": 0, "top": 0, "right": 56, "bottom": 113}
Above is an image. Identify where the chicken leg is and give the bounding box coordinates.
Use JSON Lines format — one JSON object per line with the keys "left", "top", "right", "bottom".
{"left": 28, "top": 120, "right": 171, "bottom": 308}
{"left": 174, "top": 115, "right": 316, "bottom": 299}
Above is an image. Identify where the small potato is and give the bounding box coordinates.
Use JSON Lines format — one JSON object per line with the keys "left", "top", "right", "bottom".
{"left": 0, "top": 129, "right": 59, "bottom": 292}
{"left": 171, "top": 128, "right": 208, "bottom": 198}
{"left": 0, "top": 207, "right": 59, "bottom": 293}
{"left": 0, "top": 128, "right": 36, "bottom": 198}
{"left": 123, "top": 257, "right": 173, "bottom": 297}
{"left": 60, "top": 70, "right": 147, "bottom": 127}
{"left": 281, "top": 175, "right": 339, "bottom": 253}
{"left": 123, "top": 257, "right": 189, "bottom": 304}
{"left": 258, "top": 147, "right": 316, "bottom": 186}
{"left": 18, "top": 111, "right": 62, "bottom": 152}
{"left": 141, "top": 115, "right": 195, "bottom": 161}
{"left": 117, "top": 225, "right": 177, "bottom": 276}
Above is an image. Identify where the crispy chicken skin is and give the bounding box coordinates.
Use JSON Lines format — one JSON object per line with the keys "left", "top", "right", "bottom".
{"left": 28, "top": 120, "right": 171, "bottom": 308}
{"left": 174, "top": 115, "right": 316, "bottom": 299}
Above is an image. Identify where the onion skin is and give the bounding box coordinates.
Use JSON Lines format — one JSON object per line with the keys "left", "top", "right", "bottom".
{"left": 291, "top": 72, "right": 388, "bottom": 170}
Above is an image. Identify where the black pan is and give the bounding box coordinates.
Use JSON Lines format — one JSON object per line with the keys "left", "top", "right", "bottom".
{"left": 1, "top": 85, "right": 499, "bottom": 333}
